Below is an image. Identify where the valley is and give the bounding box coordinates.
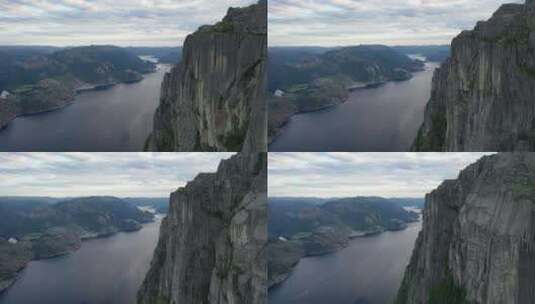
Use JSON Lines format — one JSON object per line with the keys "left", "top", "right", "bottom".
{"left": 267, "top": 197, "right": 423, "bottom": 289}
{"left": 0, "top": 196, "right": 167, "bottom": 294}
{"left": 267, "top": 45, "right": 448, "bottom": 151}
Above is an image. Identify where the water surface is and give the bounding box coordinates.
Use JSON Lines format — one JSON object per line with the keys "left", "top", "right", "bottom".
{"left": 0, "top": 64, "right": 171, "bottom": 152}
{"left": 268, "top": 222, "right": 421, "bottom": 304}
{"left": 0, "top": 217, "right": 162, "bottom": 304}
{"left": 269, "top": 63, "right": 439, "bottom": 151}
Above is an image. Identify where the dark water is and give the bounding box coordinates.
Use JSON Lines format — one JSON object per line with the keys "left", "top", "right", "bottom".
{"left": 0, "top": 217, "right": 162, "bottom": 304}
{"left": 268, "top": 221, "right": 421, "bottom": 304}
{"left": 0, "top": 64, "right": 171, "bottom": 152}
{"left": 269, "top": 63, "right": 439, "bottom": 152}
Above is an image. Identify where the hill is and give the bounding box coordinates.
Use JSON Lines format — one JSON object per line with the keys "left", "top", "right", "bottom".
{"left": 0, "top": 45, "right": 156, "bottom": 129}
{"left": 268, "top": 45, "right": 424, "bottom": 142}
{"left": 0, "top": 196, "right": 154, "bottom": 293}
{"left": 267, "top": 196, "right": 419, "bottom": 287}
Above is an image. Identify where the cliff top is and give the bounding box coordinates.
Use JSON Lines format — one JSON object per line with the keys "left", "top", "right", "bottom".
{"left": 199, "top": 0, "right": 267, "bottom": 34}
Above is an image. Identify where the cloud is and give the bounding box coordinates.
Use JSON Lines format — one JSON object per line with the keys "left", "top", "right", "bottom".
{"left": 0, "top": 152, "right": 234, "bottom": 197}
{"left": 268, "top": 152, "right": 495, "bottom": 198}
{"left": 269, "top": 0, "right": 524, "bottom": 46}
{"left": 0, "top": 0, "right": 256, "bottom": 46}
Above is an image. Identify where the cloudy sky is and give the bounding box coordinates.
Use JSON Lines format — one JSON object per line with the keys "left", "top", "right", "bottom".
{"left": 269, "top": 153, "right": 495, "bottom": 198}
{"left": 0, "top": 0, "right": 255, "bottom": 46}
{"left": 269, "top": 0, "right": 523, "bottom": 46}
{"left": 0, "top": 152, "right": 234, "bottom": 197}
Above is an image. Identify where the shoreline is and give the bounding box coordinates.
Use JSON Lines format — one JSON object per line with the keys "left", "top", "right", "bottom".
{"left": 268, "top": 62, "right": 438, "bottom": 148}
{"left": 268, "top": 220, "right": 420, "bottom": 290}
{"left": 0, "top": 68, "right": 158, "bottom": 132}
{"left": 0, "top": 217, "right": 158, "bottom": 295}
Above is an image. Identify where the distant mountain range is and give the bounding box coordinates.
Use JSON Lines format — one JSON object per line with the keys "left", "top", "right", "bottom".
{"left": 0, "top": 196, "right": 164, "bottom": 293}
{"left": 268, "top": 196, "right": 422, "bottom": 288}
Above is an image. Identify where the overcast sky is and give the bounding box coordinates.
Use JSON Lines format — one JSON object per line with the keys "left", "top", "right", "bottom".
{"left": 269, "top": 153, "right": 495, "bottom": 198}
{"left": 269, "top": 0, "right": 523, "bottom": 46}
{"left": 0, "top": 0, "right": 255, "bottom": 46}
{"left": 0, "top": 153, "right": 234, "bottom": 197}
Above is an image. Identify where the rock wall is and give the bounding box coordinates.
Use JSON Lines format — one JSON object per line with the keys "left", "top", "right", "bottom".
{"left": 137, "top": 152, "right": 267, "bottom": 304}
{"left": 146, "top": 1, "right": 267, "bottom": 152}
{"left": 413, "top": 0, "right": 535, "bottom": 151}
{"left": 396, "top": 153, "right": 535, "bottom": 304}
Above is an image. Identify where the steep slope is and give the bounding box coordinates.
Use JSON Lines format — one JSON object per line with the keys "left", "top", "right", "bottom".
{"left": 137, "top": 152, "right": 267, "bottom": 304}
{"left": 396, "top": 153, "right": 535, "bottom": 304}
{"left": 413, "top": 1, "right": 535, "bottom": 151}
{"left": 146, "top": 1, "right": 267, "bottom": 152}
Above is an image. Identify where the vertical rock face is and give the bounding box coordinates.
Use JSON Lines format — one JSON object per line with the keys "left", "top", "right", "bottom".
{"left": 413, "top": 0, "right": 535, "bottom": 151}
{"left": 146, "top": 1, "right": 267, "bottom": 152}
{"left": 137, "top": 152, "right": 267, "bottom": 304}
{"left": 396, "top": 153, "right": 535, "bottom": 304}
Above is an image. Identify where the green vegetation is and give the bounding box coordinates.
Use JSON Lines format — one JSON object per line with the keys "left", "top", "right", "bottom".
{"left": 428, "top": 273, "right": 470, "bottom": 304}
{"left": 512, "top": 180, "right": 535, "bottom": 200}
{"left": 211, "top": 20, "right": 234, "bottom": 32}
{"left": 413, "top": 112, "right": 447, "bottom": 151}
{"left": 520, "top": 66, "right": 535, "bottom": 78}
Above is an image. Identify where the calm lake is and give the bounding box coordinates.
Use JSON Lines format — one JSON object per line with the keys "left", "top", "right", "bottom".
{"left": 269, "top": 63, "right": 439, "bottom": 152}
{"left": 0, "top": 217, "right": 162, "bottom": 304}
{"left": 268, "top": 221, "right": 422, "bottom": 304}
{"left": 0, "top": 64, "right": 171, "bottom": 152}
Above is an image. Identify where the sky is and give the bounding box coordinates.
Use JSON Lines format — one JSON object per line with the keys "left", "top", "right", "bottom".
{"left": 0, "top": 152, "right": 234, "bottom": 197}
{"left": 269, "top": 0, "right": 524, "bottom": 46}
{"left": 0, "top": 0, "right": 256, "bottom": 46}
{"left": 269, "top": 152, "right": 495, "bottom": 198}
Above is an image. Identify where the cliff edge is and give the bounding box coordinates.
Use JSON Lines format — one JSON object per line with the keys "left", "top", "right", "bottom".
{"left": 396, "top": 153, "right": 535, "bottom": 304}
{"left": 413, "top": 1, "right": 535, "bottom": 151}
{"left": 146, "top": 1, "right": 267, "bottom": 152}
{"left": 137, "top": 152, "right": 267, "bottom": 304}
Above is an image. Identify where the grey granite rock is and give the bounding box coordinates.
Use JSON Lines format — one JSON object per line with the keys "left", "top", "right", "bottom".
{"left": 137, "top": 152, "right": 267, "bottom": 304}
{"left": 146, "top": 1, "right": 267, "bottom": 152}
{"left": 396, "top": 153, "right": 535, "bottom": 303}
{"left": 413, "top": 0, "right": 535, "bottom": 151}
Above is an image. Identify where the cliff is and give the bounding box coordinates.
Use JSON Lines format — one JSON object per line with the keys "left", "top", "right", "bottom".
{"left": 137, "top": 152, "right": 267, "bottom": 304}
{"left": 413, "top": 0, "right": 535, "bottom": 151}
{"left": 146, "top": 1, "right": 267, "bottom": 152}
{"left": 396, "top": 153, "right": 535, "bottom": 304}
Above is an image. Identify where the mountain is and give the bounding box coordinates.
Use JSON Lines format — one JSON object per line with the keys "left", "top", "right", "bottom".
{"left": 268, "top": 45, "right": 424, "bottom": 142}
{"left": 0, "top": 45, "right": 156, "bottom": 129}
{"left": 145, "top": 1, "right": 267, "bottom": 152}
{"left": 0, "top": 196, "right": 154, "bottom": 293}
{"left": 267, "top": 196, "right": 419, "bottom": 288}
{"left": 137, "top": 152, "right": 267, "bottom": 304}
{"left": 396, "top": 153, "right": 535, "bottom": 304}
{"left": 413, "top": 0, "right": 535, "bottom": 151}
